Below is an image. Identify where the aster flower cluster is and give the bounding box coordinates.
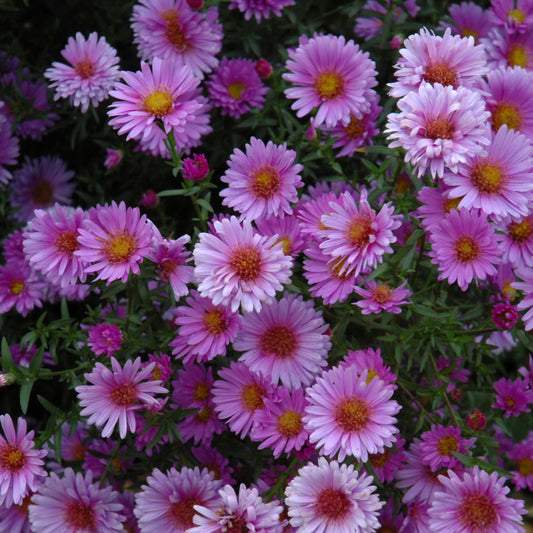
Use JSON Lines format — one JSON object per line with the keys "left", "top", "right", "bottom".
{"left": 3, "top": 2, "right": 533, "bottom": 533}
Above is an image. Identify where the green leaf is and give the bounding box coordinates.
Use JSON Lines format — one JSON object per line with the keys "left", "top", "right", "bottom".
{"left": 415, "top": 305, "right": 442, "bottom": 319}
{"left": 1, "top": 337, "right": 16, "bottom": 373}
{"left": 60, "top": 298, "right": 70, "bottom": 319}
{"left": 37, "top": 394, "right": 61, "bottom": 415}
{"left": 29, "top": 347, "right": 44, "bottom": 376}
{"left": 20, "top": 379, "right": 34, "bottom": 414}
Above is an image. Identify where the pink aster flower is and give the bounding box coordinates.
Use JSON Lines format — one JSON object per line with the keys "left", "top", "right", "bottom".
{"left": 428, "top": 466, "right": 526, "bottom": 533}
{"left": 255, "top": 214, "right": 307, "bottom": 258}
{"left": 283, "top": 33, "right": 378, "bottom": 128}
{"left": 229, "top": 0, "right": 295, "bottom": 22}
{"left": 492, "top": 301, "right": 518, "bottom": 329}
{"left": 353, "top": 279, "right": 411, "bottom": 315}
{"left": 480, "top": 66, "right": 533, "bottom": 137}
{"left": 0, "top": 491, "right": 35, "bottom": 533}
{"left": 190, "top": 483, "right": 283, "bottom": 533}
{"left": 75, "top": 356, "right": 167, "bottom": 439}
{"left": 496, "top": 215, "right": 533, "bottom": 268}
{"left": 107, "top": 57, "right": 203, "bottom": 150}
{"left": 340, "top": 347, "right": 397, "bottom": 387}
{"left": 442, "top": 126, "right": 533, "bottom": 219}
{"left": 193, "top": 216, "right": 293, "bottom": 313}
{"left": 419, "top": 425, "right": 476, "bottom": 472}
{"left": 492, "top": 376, "right": 533, "bottom": 417}
{"left": 28, "top": 468, "right": 125, "bottom": 533}
{"left": 491, "top": 0, "right": 533, "bottom": 33}
{"left": 172, "top": 362, "right": 214, "bottom": 410}
{"left": 170, "top": 290, "right": 241, "bottom": 364}
{"left": 148, "top": 234, "right": 193, "bottom": 298}
{"left": 0, "top": 107, "right": 18, "bottom": 185}
{"left": 22, "top": 204, "right": 88, "bottom": 287}
{"left": 220, "top": 137, "right": 303, "bottom": 220}
{"left": 386, "top": 83, "right": 490, "bottom": 178}
{"left": 302, "top": 241, "right": 359, "bottom": 305}
{"left": 191, "top": 446, "right": 235, "bottom": 485}
{"left": 415, "top": 183, "right": 460, "bottom": 231}
{"left": 44, "top": 32, "right": 120, "bottom": 113}
{"left": 104, "top": 148, "right": 123, "bottom": 169}
{"left": 512, "top": 267, "right": 533, "bottom": 330}
{"left": 9, "top": 156, "right": 75, "bottom": 223}
{"left": 134, "top": 466, "right": 222, "bottom": 533}
{"left": 0, "top": 263, "right": 45, "bottom": 317}
{"left": 389, "top": 28, "right": 488, "bottom": 98}
{"left": 251, "top": 386, "right": 309, "bottom": 458}
{"left": 428, "top": 208, "right": 501, "bottom": 291}
{"left": 179, "top": 401, "right": 226, "bottom": 445}
{"left": 234, "top": 292, "right": 331, "bottom": 389}
{"left": 0, "top": 415, "right": 47, "bottom": 509}
{"left": 285, "top": 457, "right": 383, "bottom": 533}
{"left": 182, "top": 153, "right": 209, "bottom": 181}
{"left": 509, "top": 436, "right": 533, "bottom": 491}
{"left": 318, "top": 189, "right": 401, "bottom": 278}
{"left": 483, "top": 27, "right": 533, "bottom": 71}
{"left": 366, "top": 439, "right": 407, "bottom": 484}
{"left": 131, "top": 0, "right": 223, "bottom": 79}
{"left": 304, "top": 365, "right": 401, "bottom": 462}
{"left": 87, "top": 323, "right": 123, "bottom": 357}
{"left": 211, "top": 361, "right": 275, "bottom": 439}
{"left": 439, "top": 2, "right": 492, "bottom": 41}
{"left": 75, "top": 201, "right": 154, "bottom": 285}
{"left": 206, "top": 57, "right": 268, "bottom": 119}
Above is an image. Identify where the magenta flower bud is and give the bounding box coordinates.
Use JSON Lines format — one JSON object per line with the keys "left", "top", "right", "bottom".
{"left": 103, "top": 148, "right": 123, "bottom": 169}
{"left": 492, "top": 302, "right": 518, "bottom": 329}
{"left": 254, "top": 58, "right": 273, "bottom": 79}
{"left": 182, "top": 153, "right": 209, "bottom": 181}
{"left": 140, "top": 189, "right": 159, "bottom": 208}
{"left": 465, "top": 409, "right": 487, "bottom": 431}
{"left": 187, "top": 0, "right": 203, "bottom": 9}
{"left": 390, "top": 34, "right": 403, "bottom": 50}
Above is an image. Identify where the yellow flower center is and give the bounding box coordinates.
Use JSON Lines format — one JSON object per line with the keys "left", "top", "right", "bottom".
{"left": 250, "top": 164, "right": 281, "bottom": 199}
{"left": 228, "top": 82, "right": 246, "bottom": 100}
{"left": 229, "top": 247, "right": 262, "bottom": 282}
{"left": 240, "top": 383, "right": 266, "bottom": 412}
{"left": 425, "top": 117, "right": 455, "bottom": 140}
{"left": 162, "top": 10, "right": 191, "bottom": 51}
{"left": 454, "top": 235, "right": 480, "bottom": 263}
{"left": 371, "top": 284, "right": 393, "bottom": 304}
{"left": 347, "top": 213, "right": 374, "bottom": 249}
{"left": 75, "top": 58, "right": 96, "bottom": 79}
{"left": 203, "top": 308, "right": 227, "bottom": 335}
{"left": 458, "top": 493, "right": 498, "bottom": 531}
{"left": 143, "top": 90, "right": 173, "bottom": 117}
{"left": 344, "top": 115, "right": 365, "bottom": 140}
{"left": 509, "top": 8, "right": 525, "bottom": 24}
{"left": 9, "top": 280, "right": 25, "bottom": 295}
{"left": 277, "top": 409, "right": 303, "bottom": 437}
{"left": 509, "top": 219, "right": 533, "bottom": 243}
{"left": 507, "top": 44, "right": 528, "bottom": 68}
{"left": 0, "top": 444, "right": 26, "bottom": 472}
{"left": 55, "top": 230, "right": 79, "bottom": 255}
{"left": 104, "top": 233, "right": 137, "bottom": 264}
{"left": 315, "top": 70, "right": 345, "bottom": 99}
{"left": 334, "top": 396, "right": 370, "bottom": 432}
{"left": 65, "top": 501, "right": 96, "bottom": 530}
{"left": 471, "top": 160, "right": 506, "bottom": 194}
{"left": 437, "top": 435, "right": 459, "bottom": 456}
{"left": 110, "top": 382, "right": 137, "bottom": 407}
{"left": 259, "top": 325, "right": 297, "bottom": 358}
{"left": 492, "top": 103, "right": 522, "bottom": 132}
{"left": 444, "top": 197, "right": 461, "bottom": 213}
{"left": 194, "top": 382, "right": 210, "bottom": 402}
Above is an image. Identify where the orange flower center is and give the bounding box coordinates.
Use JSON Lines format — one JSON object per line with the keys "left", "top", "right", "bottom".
{"left": 110, "top": 382, "right": 137, "bottom": 407}
{"left": 250, "top": 164, "right": 281, "bottom": 199}
{"left": 259, "top": 325, "right": 296, "bottom": 358}
{"left": 194, "top": 404, "right": 213, "bottom": 423}
{"left": 194, "top": 382, "right": 211, "bottom": 402}
{"left": 509, "top": 219, "right": 533, "bottom": 243}
{"left": 104, "top": 233, "right": 137, "bottom": 264}
{"left": 347, "top": 213, "right": 374, "bottom": 249}
{"left": 203, "top": 308, "right": 227, "bottom": 335}
{"left": 143, "top": 89, "right": 173, "bottom": 117}
{"left": 454, "top": 235, "right": 480, "bottom": 263}
{"left": 316, "top": 488, "right": 352, "bottom": 520}
{"left": 492, "top": 102, "right": 522, "bottom": 132}
{"left": 158, "top": 259, "right": 177, "bottom": 280}
{"left": 425, "top": 117, "right": 455, "bottom": 140}
{"left": 424, "top": 62, "right": 458, "bottom": 87}
{"left": 55, "top": 230, "right": 79, "bottom": 255}
{"left": 9, "top": 279, "right": 25, "bottom": 295}
{"left": 458, "top": 493, "right": 498, "bottom": 531}
{"left": 32, "top": 180, "right": 54, "bottom": 206}
{"left": 471, "top": 160, "right": 505, "bottom": 194}
{"left": 166, "top": 497, "right": 201, "bottom": 529}
{"left": 328, "top": 257, "right": 353, "bottom": 280}
{"left": 334, "top": 396, "right": 370, "bottom": 432}
{"left": 444, "top": 197, "right": 461, "bottom": 213}
{"left": 75, "top": 58, "right": 96, "bottom": 79}
{"left": 162, "top": 10, "right": 191, "bottom": 51}
{"left": 240, "top": 383, "right": 266, "bottom": 412}
{"left": 508, "top": 44, "right": 528, "bottom": 68}
{"left": 229, "top": 247, "right": 262, "bottom": 282}
{"left": 370, "top": 448, "right": 390, "bottom": 468}
{"left": 437, "top": 435, "right": 459, "bottom": 456}
{"left": 517, "top": 457, "right": 533, "bottom": 476}
{"left": 64, "top": 500, "right": 96, "bottom": 530}
{"left": 0, "top": 444, "right": 26, "bottom": 472}
{"left": 228, "top": 82, "right": 246, "bottom": 100}
{"left": 371, "top": 284, "right": 393, "bottom": 304}
{"left": 315, "top": 70, "right": 345, "bottom": 99}
{"left": 277, "top": 409, "right": 303, "bottom": 438}
{"left": 344, "top": 116, "right": 365, "bottom": 140}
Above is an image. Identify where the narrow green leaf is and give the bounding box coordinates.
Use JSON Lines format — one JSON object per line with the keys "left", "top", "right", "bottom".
{"left": 29, "top": 347, "right": 44, "bottom": 376}
{"left": 20, "top": 379, "right": 34, "bottom": 414}
{"left": 37, "top": 394, "right": 61, "bottom": 414}
{"left": 1, "top": 338, "right": 16, "bottom": 373}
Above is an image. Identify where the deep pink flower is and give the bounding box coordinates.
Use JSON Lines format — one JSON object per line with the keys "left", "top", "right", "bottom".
{"left": 44, "top": 32, "right": 120, "bottom": 113}
{"left": 104, "top": 148, "right": 123, "bottom": 169}
{"left": 509, "top": 437, "right": 533, "bottom": 491}
{"left": 191, "top": 445, "right": 235, "bottom": 485}
{"left": 255, "top": 58, "right": 273, "bottom": 79}
{"left": 87, "top": 323, "right": 123, "bottom": 357}
{"left": 340, "top": 347, "right": 397, "bottom": 387}
{"left": 0, "top": 263, "right": 45, "bottom": 317}
{"left": 492, "top": 301, "right": 518, "bottom": 329}
{"left": 140, "top": 189, "right": 159, "bottom": 208}
{"left": 182, "top": 153, "right": 209, "bottom": 181}
{"left": 221, "top": 137, "right": 303, "bottom": 220}
{"left": 465, "top": 409, "right": 487, "bottom": 431}
{"left": 353, "top": 279, "right": 411, "bottom": 315}
{"left": 206, "top": 57, "right": 268, "bottom": 118}
{"left": 229, "top": 0, "right": 295, "bottom": 22}
{"left": 75, "top": 356, "right": 168, "bottom": 438}
{"left": 283, "top": 33, "right": 378, "bottom": 128}
{"left": 483, "top": 27, "right": 533, "bottom": 71}
{"left": 439, "top": 1, "right": 492, "bottom": 42}
{"left": 366, "top": 439, "right": 407, "bottom": 484}
{"left": 255, "top": 214, "right": 307, "bottom": 258}
{"left": 492, "top": 376, "right": 533, "bottom": 417}
{"left": 75, "top": 201, "right": 155, "bottom": 285}
{"left": 0, "top": 415, "right": 47, "bottom": 508}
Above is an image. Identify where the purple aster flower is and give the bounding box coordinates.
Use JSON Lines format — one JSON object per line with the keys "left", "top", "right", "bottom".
{"left": 107, "top": 57, "right": 204, "bottom": 151}
{"left": 428, "top": 466, "right": 527, "bottom": 533}
{"left": 512, "top": 267, "right": 533, "bottom": 330}
{"left": 172, "top": 362, "right": 214, "bottom": 411}
{"left": 304, "top": 365, "right": 401, "bottom": 462}
{"left": 206, "top": 57, "right": 268, "bottom": 119}
{"left": 389, "top": 28, "right": 488, "bottom": 98}
{"left": 75, "top": 201, "right": 155, "bottom": 285}
{"left": 28, "top": 468, "right": 125, "bottom": 533}
{"left": 340, "top": 347, "right": 397, "bottom": 387}
{"left": 220, "top": 137, "right": 303, "bottom": 220}
{"left": 510, "top": 436, "right": 533, "bottom": 491}
{"left": 44, "top": 32, "right": 120, "bottom": 113}
{"left": 190, "top": 483, "right": 283, "bottom": 533}
{"left": 0, "top": 491, "right": 34, "bottom": 533}
{"left": 75, "top": 356, "right": 168, "bottom": 439}
{"left": 283, "top": 33, "right": 378, "bottom": 127}
{"left": 386, "top": 83, "right": 490, "bottom": 178}
{"left": 250, "top": 385, "right": 309, "bottom": 458}
{"left": 0, "top": 415, "right": 47, "bottom": 509}
{"left": 428, "top": 208, "right": 501, "bottom": 291}
{"left": 87, "top": 323, "right": 123, "bottom": 357}
{"left": 0, "top": 105, "right": 19, "bottom": 185}
{"left": 179, "top": 400, "right": 226, "bottom": 445}
{"left": 193, "top": 216, "right": 293, "bottom": 313}
{"left": 134, "top": 466, "right": 222, "bottom": 532}
{"left": 496, "top": 215, "right": 533, "bottom": 268}
{"left": 211, "top": 361, "right": 275, "bottom": 439}
{"left": 416, "top": 184, "right": 460, "bottom": 231}
{"left": 491, "top": 0, "right": 533, "bottom": 34}
{"left": 442, "top": 125, "right": 533, "bottom": 219}
{"left": 22, "top": 204, "right": 88, "bottom": 287}
{"left": 366, "top": 439, "right": 407, "bottom": 484}
{"left": 0, "top": 263, "right": 46, "bottom": 317}
{"left": 169, "top": 290, "right": 241, "bottom": 364}
{"left": 131, "top": 0, "right": 223, "bottom": 79}
{"left": 9, "top": 156, "right": 75, "bottom": 223}
{"left": 353, "top": 279, "right": 412, "bottom": 315}
{"left": 191, "top": 446, "right": 235, "bottom": 486}
{"left": 285, "top": 457, "right": 383, "bottom": 533}
{"left": 492, "top": 301, "right": 518, "bottom": 329}
{"left": 439, "top": 1, "right": 492, "bottom": 42}
{"left": 318, "top": 189, "right": 401, "bottom": 278}
{"left": 103, "top": 148, "right": 123, "bottom": 169}
{"left": 229, "top": 0, "right": 295, "bottom": 22}
{"left": 482, "top": 27, "right": 533, "bottom": 71}
{"left": 255, "top": 214, "right": 307, "bottom": 258}
{"left": 233, "top": 291, "right": 331, "bottom": 389}
{"left": 492, "top": 376, "right": 533, "bottom": 417}
{"left": 148, "top": 234, "right": 193, "bottom": 298}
